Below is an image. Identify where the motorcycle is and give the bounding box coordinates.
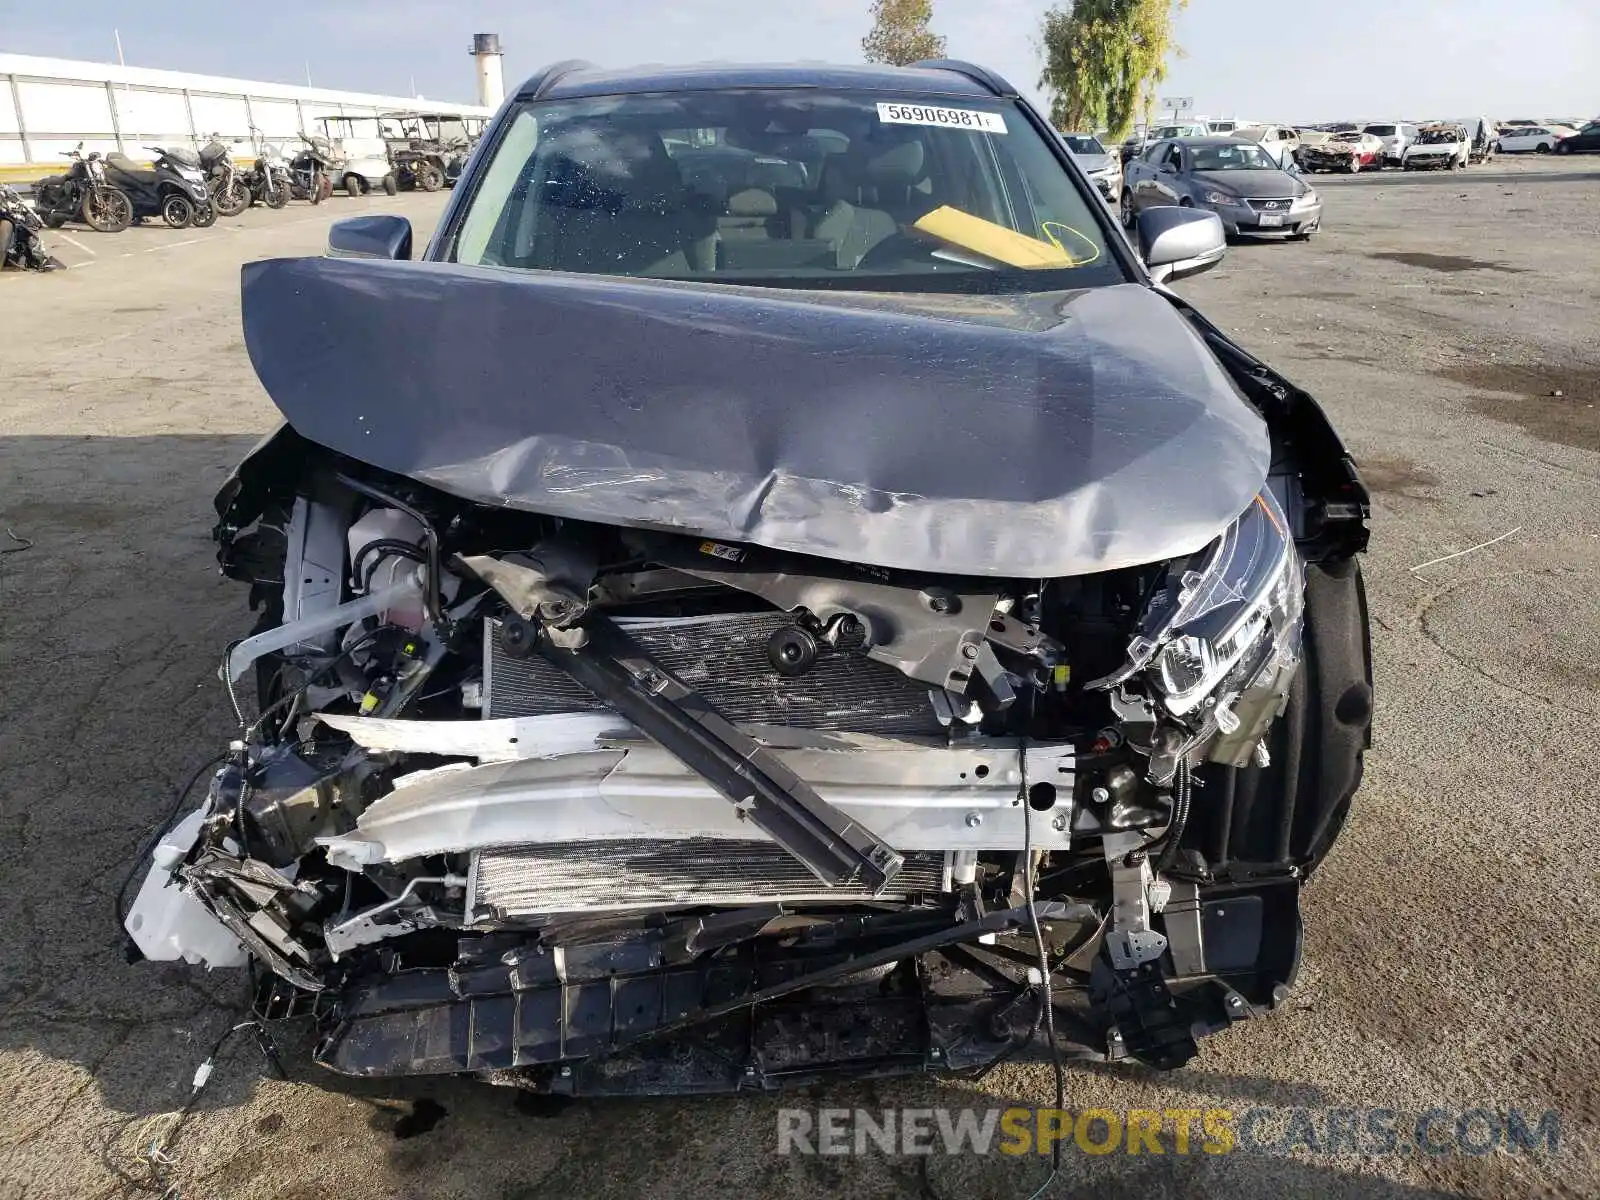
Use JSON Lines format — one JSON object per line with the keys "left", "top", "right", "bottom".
{"left": 201, "top": 137, "right": 250, "bottom": 217}
{"left": 242, "top": 142, "right": 293, "bottom": 209}
{"left": 0, "top": 185, "right": 62, "bottom": 271}
{"left": 288, "top": 137, "right": 335, "bottom": 205}
{"left": 31, "top": 144, "right": 133, "bottom": 233}
{"left": 103, "top": 145, "right": 215, "bottom": 229}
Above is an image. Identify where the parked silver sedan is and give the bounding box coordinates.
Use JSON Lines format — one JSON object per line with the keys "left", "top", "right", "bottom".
{"left": 1122, "top": 136, "right": 1322, "bottom": 240}
{"left": 1060, "top": 132, "right": 1122, "bottom": 204}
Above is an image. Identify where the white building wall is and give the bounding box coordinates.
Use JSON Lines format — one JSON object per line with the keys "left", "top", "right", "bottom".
{"left": 0, "top": 53, "right": 493, "bottom": 171}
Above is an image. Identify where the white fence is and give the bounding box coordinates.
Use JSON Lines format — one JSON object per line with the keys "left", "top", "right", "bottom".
{"left": 0, "top": 53, "right": 493, "bottom": 174}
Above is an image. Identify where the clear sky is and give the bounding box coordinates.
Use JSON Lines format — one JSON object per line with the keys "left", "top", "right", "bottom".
{"left": 6, "top": 0, "right": 1595, "bottom": 122}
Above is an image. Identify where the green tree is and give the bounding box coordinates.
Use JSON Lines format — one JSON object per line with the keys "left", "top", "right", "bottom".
{"left": 1038, "top": 0, "right": 1186, "bottom": 139}
{"left": 862, "top": 0, "right": 947, "bottom": 67}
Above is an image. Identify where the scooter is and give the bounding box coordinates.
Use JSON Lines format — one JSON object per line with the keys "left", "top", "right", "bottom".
{"left": 0, "top": 185, "right": 62, "bottom": 271}
{"left": 102, "top": 146, "right": 215, "bottom": 229}
{"left": 31, "top": 145, "right": 133, "bottom": 233}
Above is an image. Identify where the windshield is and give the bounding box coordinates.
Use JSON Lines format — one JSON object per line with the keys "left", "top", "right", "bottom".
{"left": 1417, "top": 128, "right": 1461, "bottom": 144}
{"left": 1063, "top": 134, "right": 1105, "bottom": 155}
{"left": 1189, "top": 143, "right": 1280, "bottom": 171}
{"left": 450, "top": 88, "right": 1119, "bottom": 291}
{"left": 1364, "top": 125, "right": 1396, "bottom": 136}
{"left": 324, "top": 117, "right": 381, "bottom": 139}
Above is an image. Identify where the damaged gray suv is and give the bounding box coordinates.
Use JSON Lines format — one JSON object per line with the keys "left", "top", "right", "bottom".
{"left": 125, "top": 60, "right": 1372, "bottom": 1091}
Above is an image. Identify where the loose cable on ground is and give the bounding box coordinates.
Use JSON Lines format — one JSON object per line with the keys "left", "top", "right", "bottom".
{"left": 1018, "top": 693, "right": 1067, "bottom": 1200}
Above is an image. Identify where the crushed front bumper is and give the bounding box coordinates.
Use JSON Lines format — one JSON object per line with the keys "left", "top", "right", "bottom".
{"left": 311, "top": 884, "right": 1305, "bottom": 1091}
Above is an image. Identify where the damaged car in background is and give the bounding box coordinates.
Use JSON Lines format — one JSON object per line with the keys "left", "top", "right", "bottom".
{"left": 124, "top": 60, "right": 1372, "bottom": 1093}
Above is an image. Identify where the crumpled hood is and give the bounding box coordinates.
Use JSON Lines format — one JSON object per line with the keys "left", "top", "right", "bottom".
{"left": 240, "top": 258, "right": 1269, "bottom": 578}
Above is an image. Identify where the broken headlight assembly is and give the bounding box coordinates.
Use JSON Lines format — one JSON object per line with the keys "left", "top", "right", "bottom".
{"left": 1098, "top": 489, "right": 1304, "bottom": 764}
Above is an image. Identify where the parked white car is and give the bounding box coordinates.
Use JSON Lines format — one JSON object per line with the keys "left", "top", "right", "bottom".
{"left": 1402, "top": 124, "right": 1470, "bottom": 170}
{"left": 1362, "top": 122, "right": 1419, "bottom": 166}
{"left": 1151, "top": 122, "right": 1211, "bottom": 141}
{"left": 1495, "top": 124, "right": 1577, "bottom": 153}
{"left": 1235, "top": 124, "right": 1301, "bottom": 168}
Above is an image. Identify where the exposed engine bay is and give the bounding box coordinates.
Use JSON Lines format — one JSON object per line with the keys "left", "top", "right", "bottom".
{"left": 123, "top": 256, "right": 1371, "bottom": 1092}
{"left": 127, "top": 453, "right": 1369, "bottom": 1090}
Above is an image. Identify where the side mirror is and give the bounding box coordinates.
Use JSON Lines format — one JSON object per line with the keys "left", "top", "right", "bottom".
{"left": 1138, "top": 206, "right": 1226, "bottom": 284}
{"left": 1158, "top": 160, "right": 1177, "bottom": 174}
{"left": 327, "top": 214, "right": 414, "bottom": 261}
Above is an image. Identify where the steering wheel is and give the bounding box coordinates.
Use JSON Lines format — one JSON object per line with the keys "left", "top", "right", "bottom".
{"left": 856, "top": 230, "right": 943, "bottom": 271}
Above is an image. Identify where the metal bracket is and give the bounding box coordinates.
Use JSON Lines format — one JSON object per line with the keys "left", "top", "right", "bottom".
{"left": 1101, "top": 831, "right": 1170, "bottom": 970}
{"left": 664, "top": 553, "right": 1001, "bottom": 695}
{"left": 324, "top": 874, "right": 466, "bottom": 958}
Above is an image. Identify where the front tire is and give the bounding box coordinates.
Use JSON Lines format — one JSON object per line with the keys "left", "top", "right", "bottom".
{"left": 82, "top": 188, "right": 132, "bottom": 233}
{"left": 1348, "top": 155, "right": 1360, "bottom": 174}
{"left": 1555, "top": 142, "right": 1571, "bottom": 155}
{"left": 215, "top": 179, "right": 250, "bottom": 217}
{"left": 414, "top": 162, "right": 445, "bottom": 192}
{"left": 161, "top": 193, "right": 195, "bottom": 228}
{"left": 382, "top": 173, "right": 398, "bottom": 196}
{"left": 1120, "top": 188, "right": 1136, "bottom": 230}
{"left": 344, "top": 175, "right": 366, "bottom": 198}
{"left": 191, "top": 201, "right": 217, "bottom": 229}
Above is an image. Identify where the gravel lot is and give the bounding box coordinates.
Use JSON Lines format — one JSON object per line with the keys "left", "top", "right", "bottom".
{"left": 1, "top": 156, "right": 1597, "bottom": 1200}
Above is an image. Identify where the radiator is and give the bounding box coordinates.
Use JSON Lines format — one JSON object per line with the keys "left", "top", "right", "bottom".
{"left": 471, "top": 839, "right": 949, "bottom": 917}
{"left": 484, "top": 611, "right": 943, "bottom": 736}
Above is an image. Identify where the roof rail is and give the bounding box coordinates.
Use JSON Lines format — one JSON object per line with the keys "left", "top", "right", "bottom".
{"left": 910, "top": 59, "right": 1018, "bottom": 99}
{"left": 516, "top": 60, "right": 597, "bottom": 101}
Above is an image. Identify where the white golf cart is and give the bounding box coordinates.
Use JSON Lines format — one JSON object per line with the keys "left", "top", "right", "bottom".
{"left": 316, "top": 116, "right": 399, "bottom": 197}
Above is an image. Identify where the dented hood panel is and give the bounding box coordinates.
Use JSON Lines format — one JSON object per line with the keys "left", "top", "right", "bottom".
{"left": 240, "top": 258, "right": 1269, "bottom": 577}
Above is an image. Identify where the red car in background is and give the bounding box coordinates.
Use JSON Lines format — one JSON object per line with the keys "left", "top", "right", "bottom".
{"left": 1299, "top": 130, "right": 1385, "bottom": 173}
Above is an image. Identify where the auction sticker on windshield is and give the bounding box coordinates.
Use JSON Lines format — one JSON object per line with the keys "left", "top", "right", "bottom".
{"left": 877, "top": 103, "right": 1007, "bottom": 134}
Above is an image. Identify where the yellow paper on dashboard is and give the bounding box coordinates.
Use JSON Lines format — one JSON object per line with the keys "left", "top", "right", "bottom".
{"left": 912, "top": 205, "right": 1074, "bottom": 269}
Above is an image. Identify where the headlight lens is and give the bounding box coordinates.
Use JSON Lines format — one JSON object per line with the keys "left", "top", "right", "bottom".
{"left": 1297, "top": 189, "right": 1318, "bottom": 206}
{"left": 1202, "top": 190, "right": 1237, "bottom": 205}
{"left": 1096, "top": 489, "right": 1305, "bottom": 719}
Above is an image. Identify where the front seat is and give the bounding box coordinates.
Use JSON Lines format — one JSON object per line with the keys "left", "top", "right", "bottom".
{"left": 811, "top": 141, "right": 928, "bottom": 269}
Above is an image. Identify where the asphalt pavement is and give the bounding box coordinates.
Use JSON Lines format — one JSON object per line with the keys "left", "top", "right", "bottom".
{"left": 0, "top": 155, "right": 1597, "bottom": 1200}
